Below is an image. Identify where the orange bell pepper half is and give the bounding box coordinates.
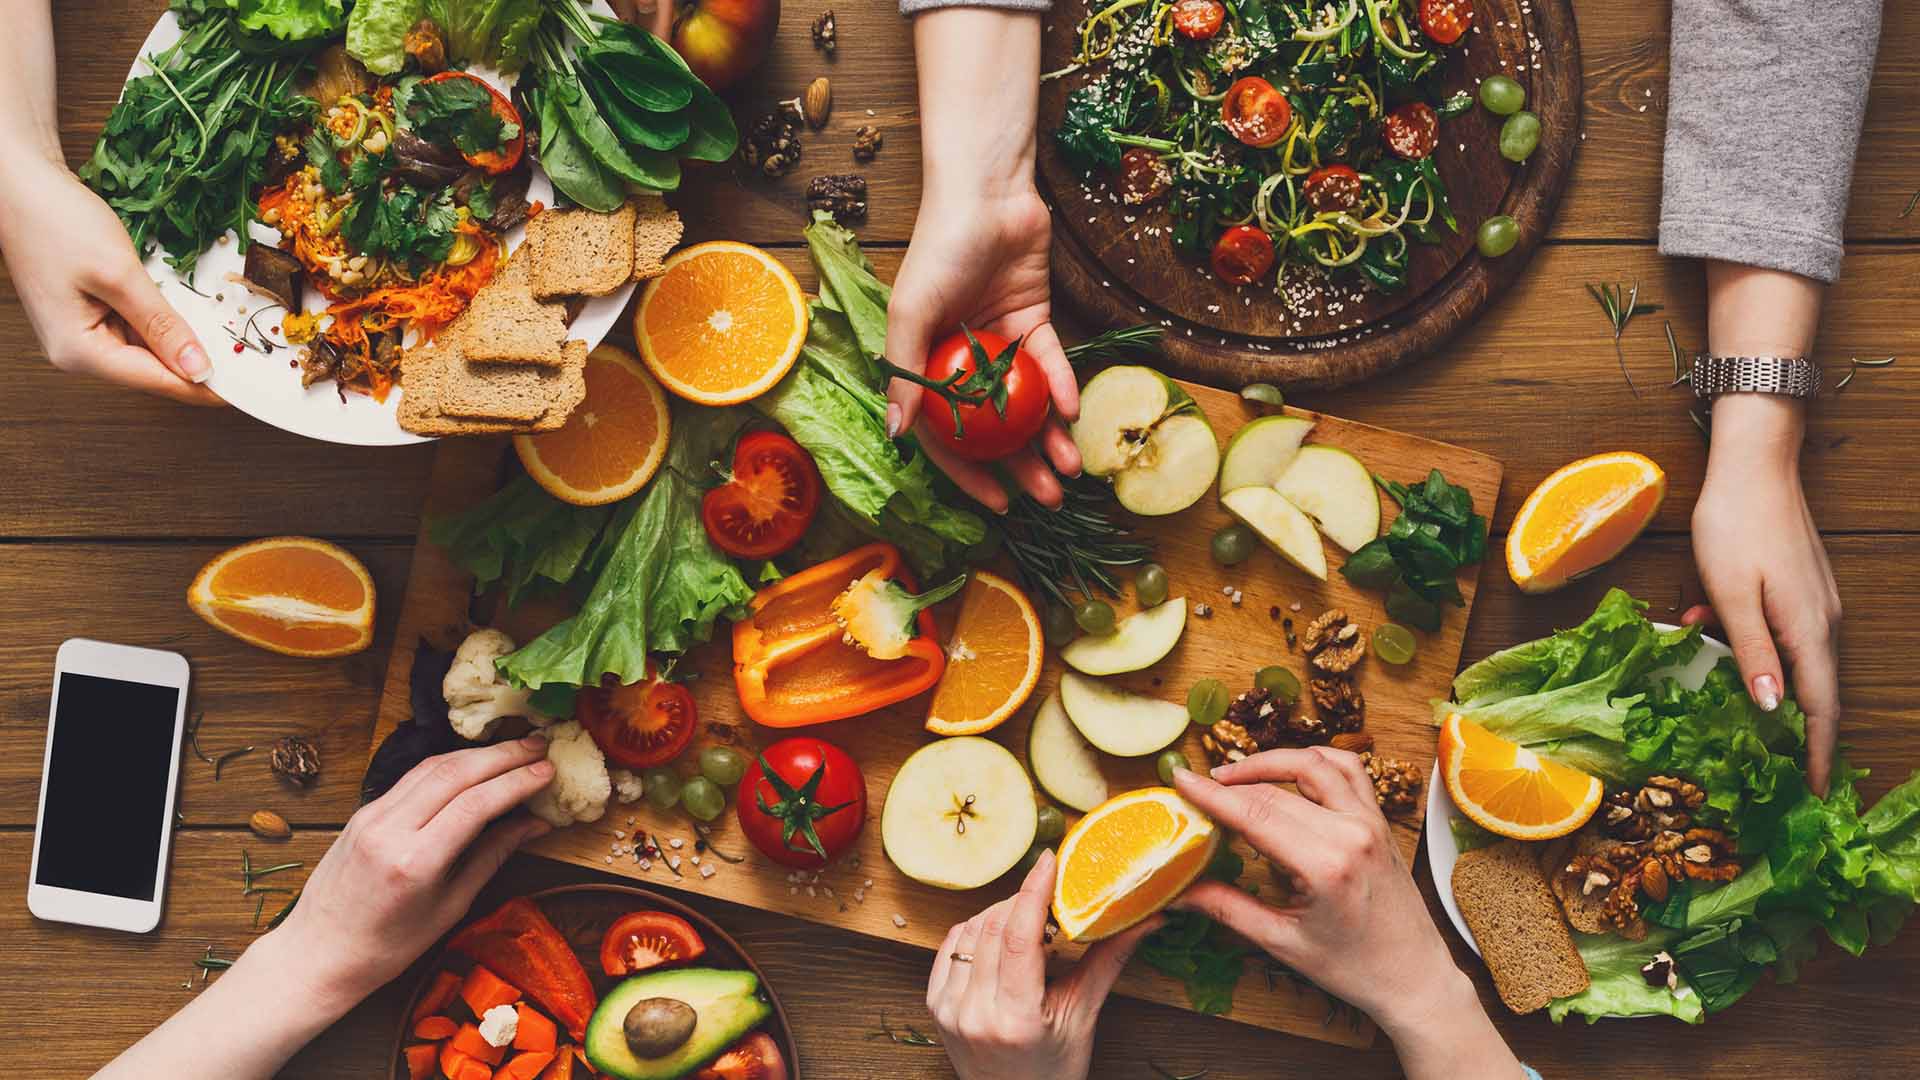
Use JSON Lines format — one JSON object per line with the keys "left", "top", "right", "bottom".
{"left": 733, "top": 543, "right": 954, "bottom": 727}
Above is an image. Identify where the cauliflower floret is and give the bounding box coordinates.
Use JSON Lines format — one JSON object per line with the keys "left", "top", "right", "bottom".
{"left": 477, "top": 1003, "right": 518, "bottom": 1048}
{"left": 525, "top": 720, "right": 611, "bottom": 828}
{"left": 609, "top": 767, "right": 645, "bottom": 804}
{"left": 444, "top": 629, "right": 549, "bottom": 741}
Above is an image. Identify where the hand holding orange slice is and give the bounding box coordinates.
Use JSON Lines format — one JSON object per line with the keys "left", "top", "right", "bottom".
{"left": 1052, "top": 787, "right": 1220, "bottom": 941}
{"left": 1506, "top": 451, "right": 1665, "bottom": 593}
{"left": 924, "top": 570, "right": 1043, "bottom": 736}
{"left": 514, "top": 344, "right": 672, "bottom": 507}
{"left": 1439, "top": 712, "right": 1603, "bottom": 840}
{"left": 187, "top": 537, "right": 375, "bottom": 657}
{"left": 634, "top": 241, "right": 808, "bottom": 405}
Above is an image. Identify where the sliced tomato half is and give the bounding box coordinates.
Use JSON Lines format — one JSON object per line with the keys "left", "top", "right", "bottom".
{"left": 1418, "top": 0, "right": 1473, "bottom": 44}
{"left": 701, "top": 431, "right": 822, "bottom": 559}
{"left": 1210, "top": 224, "right": 1276, "bottom": 286}
{"left": 1221, "top": 76, "right": 1292, "bottom": 149}
{"left": 599, "top": 911, "right": 707, "bottom": 977}
{"left": 421, "top": 71, "right": 525, "bottom": 175}
{"left": 577, "top": 666, "right": 697, "bottom": 770}
{"left": 1171, "top": 0, "right": 1226, "bottom": 39}
{"left": 691, "top": 1033, "right": 789, "bottom": 1080}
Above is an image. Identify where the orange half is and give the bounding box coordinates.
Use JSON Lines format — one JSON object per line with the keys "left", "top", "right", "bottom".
{"left": 1052, "top": 787, "right": 1219, "bottom": 941}
{"left": 925, "top": 570, "right": 1043, "bottom": 736}
{"left": 514, "top": 344, "right": 672, "bottom": 507}
{"left": 187, "top": 537, "right": 375, "bottom": 657}
{"left": 633, "top": 241, "right": 808, "bottom": 405}
{"left": 1506, "top": 451, "right": 1666, "bottom": 594}
{"left": 1439, "top": 712, "right": 1603, "bottom": 840}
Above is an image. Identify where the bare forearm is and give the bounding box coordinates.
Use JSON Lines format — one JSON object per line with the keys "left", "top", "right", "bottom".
{"left": 912, "top": 8, "right": 1040, "bottom": 202}
{"left": 0, "top": 1, "right": 61, "bottom": 166}
{"left": 1378, "top": 970, "right": 1527, "bottom": 1080}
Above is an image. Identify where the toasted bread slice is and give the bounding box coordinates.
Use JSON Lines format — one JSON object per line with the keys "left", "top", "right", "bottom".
{"left": 396, "top": 340, "right": 526, "bottom": 437}
{"left": 631, "top": 195, "right": 684, "bottom": 282}
{"left": 440, "top": 341, "right": 587, "bottom": 427}
{"left": 527, "top": 203, "right": 637, "bottom": 300}
{"left": 1452, "top": 840, "right": 1591, "bottom": 1014}
{"left": 456, "top": 277, "right": 570, "bottom": 366}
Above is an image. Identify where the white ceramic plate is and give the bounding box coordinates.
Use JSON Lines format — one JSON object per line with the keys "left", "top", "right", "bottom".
{"left": 1425, "top": 624, "right": 1731, "bottom": 955}
{"left": 121, "top": 5, "right": 632, "bottom": 446}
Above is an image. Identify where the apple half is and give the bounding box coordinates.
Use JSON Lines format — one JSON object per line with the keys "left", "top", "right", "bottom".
{"left": 1060, "top": 597, "right": 1188, "bottom": 676}
{"left": 882, "top": 736, "right": 1038, "bottom": 891}
{"left": 1218, "top": 415, "right": 1315, "bottom": 494}
{"left": 1058, "top": 671, "right": 1189, "bottom": 757}
{"left": 1275, "top": 445, "right": 1381, "bottom": 553}
{"left": 1221, "top": 485, "right": 1328, "bottom": 581}
{"left": 1027, "top": 691, "right": 1110, "bottom": 813}
{"left": 1071, "top": 366, "right": 1220, "bottom": 516}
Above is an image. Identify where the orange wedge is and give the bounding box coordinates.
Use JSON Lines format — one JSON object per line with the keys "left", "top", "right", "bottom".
{"left": 187, "top": 537, "right": 375, "bottom": 657}
{"left": 925, "top": 571, "right": 1043, "bottom": 736}
{"left": 1439, "top": 712, "right": 1604, "bottom": 840}
{"left": 633, "top": 241, "right": 808, "bottom": 405}
{"left": 1506, "top": 451, "right": 1666, "bottom": 594}
{"left": 514, "top": 344, "right": 672, "bottom": 507}
{"left": 1052, "top": 787, "right": 1219, "bottom": 942}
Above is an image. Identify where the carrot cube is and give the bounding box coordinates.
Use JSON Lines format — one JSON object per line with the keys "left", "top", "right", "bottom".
{"left": 512, "top": 1004, "right": 558, "bottom": 1054}
{"left": 459, "top": 965, "right": 523, "bottom": 1017}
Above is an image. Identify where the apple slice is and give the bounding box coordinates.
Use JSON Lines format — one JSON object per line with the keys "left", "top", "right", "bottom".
{"left": 882, "top": 736, "right": 1038, "bottom": 890}
{"left": 1061, "top": 597, "right": 1187, "bottom": 676}
{"left": 1072, "top": 366, "right": 1220, "bottom": 516}
{"left": 1058, "top": 671, "right": 1189, "bottom": 757}
{"left": 1275, "top": 445, "right": 1381, "bottom": 553}
{"left": 1027, "top": 691, "right": 1109, "bottom": 813}
{"left": 1221, "top": 485, "right": 1328, "bottom": 580}
{"left": 1218, "top": 415, "right": 1315, "bottom": 495}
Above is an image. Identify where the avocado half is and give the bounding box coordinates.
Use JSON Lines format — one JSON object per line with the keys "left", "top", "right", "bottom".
{"left": 584, "top": 968, "right": 772, "bottom": 1080}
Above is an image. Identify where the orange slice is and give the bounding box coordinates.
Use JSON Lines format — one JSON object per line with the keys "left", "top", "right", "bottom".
{"left": 187, "top": 537, "right": 375, "bottom": 657}
{"left": 1506, "top": 451, "right": 1666, "bottom": 594}
{"left": 1052, "top": 787, "right": 1219, "bottom": 942}
{"left": 925, "top": 571, "right": 1043, "bottom": 736}
{"left": 633, "top": 241, "right": 808, "bottom": 405}
{"left": 514, "top": 344, "right": 672, "bottom": 507}
{"left": 1439, "top": 712, "right": 1604, "bottom": 840}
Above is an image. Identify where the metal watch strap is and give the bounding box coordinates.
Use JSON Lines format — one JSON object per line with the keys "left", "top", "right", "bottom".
{"left": 1689, "top": 355, "right": 1822, "bottom": 400}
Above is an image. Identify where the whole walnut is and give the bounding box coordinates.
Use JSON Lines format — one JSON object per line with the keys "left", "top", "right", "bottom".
{"left": 269, "top": 735, "right": 321, "bottom": 788}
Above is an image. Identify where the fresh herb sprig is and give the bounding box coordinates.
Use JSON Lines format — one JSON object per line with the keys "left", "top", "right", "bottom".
{"left": 1835, "top": 355, "right": 1896, "bottom": 392}
{"left": 1340, "top": 469, "right": 1487, "bottom": 631}
{"left": 868, "top": 1013, "right": 942, "bottom": 1047}
{"left": 1065, "top": 323, "right": 1164, "bottom": 365}
{"left": 1587, "top": 282, "right": 1661, "bottom": 397}
{"left": 996, "top": 476, "right": 1154, "bottom": 607}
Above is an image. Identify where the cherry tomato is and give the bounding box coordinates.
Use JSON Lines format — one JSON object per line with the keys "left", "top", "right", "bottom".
{"left": 1221, "top": 76, "right": 1292, "bottom": 149}
{"left": 1417, "top": 0, "right": 1473, "bottom": 44}
{"left": 421, "top": 71, "right": 525, "bottom": 174}
{"left": 691, "top": 1032, "right": 790, "bottom": 1080}
{"left": 1117, "top": 147, "right": 1172, "bottom": 205}
{"left": 577, "top": 665, "right": 697, "bottom": 770}
{"left": 1210, "top": 224, "right": 1276, "bottom": 285}
{"left": 701, "top": 431, "right": 822, "bottom": 559}
{"left": 737, "top": 737, "right": 865, "bottom": 869}
{"left": 919, "top": 329, "right": 1050, "bottom": 462}
{"left": 1171, "top": 0, "right": 1227, "bottom": 40}
{"left": 1303, "top": 164, "right": 1363, "bottom": 213}
{"left": 1382, "top": 102, "right": 1439, "bottom": 159}
{"left": 599, "top": 911, "right": 707, "bottom": 976}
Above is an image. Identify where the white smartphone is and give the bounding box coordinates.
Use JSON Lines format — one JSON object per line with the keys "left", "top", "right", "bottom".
{"left": 28, "top": 638, "right": 191, "bottom": 933}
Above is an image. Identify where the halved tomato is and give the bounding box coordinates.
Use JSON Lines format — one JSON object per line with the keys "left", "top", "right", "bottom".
{"left": 1210, "top": 224, "right": 1276, "bottom": 286}
{"left": 1221, "top": 76, "right": 1292, "bottom": 149}
{"left": 599, "top": 911, "right": 707, "bottom": 976}
{"left": 1418, "top": 0, "right": 1473, "bottom": 44}
{"left": 421, "top": 71, "right": 525, "bottom": 174}
{"left": 701, "top": 431, "right": 822, "bottom": 559}
{"left": 691, "top": 1033, "right": 789, "bottom": 1080}
{"left": 1171, "top": 0, "right": 1226, "bottom": 39}
{"left": 1117, "top": 147, "right": 1171, "bottom": 205}
{"left": 1382, "top": 102, "right": 1439, "bottom": 159}
{"left": 1303, "top": 164, "right": 1363, "bottom": 213}
{"left": 577, "top": 666, "right": 697, "bottom": 770}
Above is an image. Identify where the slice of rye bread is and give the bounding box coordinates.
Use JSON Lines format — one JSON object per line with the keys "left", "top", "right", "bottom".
{"left": 457, "top": 274, "right": 570, "bottom": 366}
{"left": 440, "top": 340, "right": 588, "bottom": 426}
{"left": 631, "top": 195, "right": 684, "bottom": 281}
{"left": 1452, "top": 840, "right": 1591, "bottom": 1014}
{"left": 396, "top": 340, "right": 522, "bottom": 437}
{"left": 527, "top": 202, "right": 636, "bottom": 300}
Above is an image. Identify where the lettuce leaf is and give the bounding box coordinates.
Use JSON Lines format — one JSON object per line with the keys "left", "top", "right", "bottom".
{"left": 427, "top": 0, "right": 544, "bottom": 72}
{"left": 1549, "top": 928, "right": 1703, "bottom": 1025}
{"left": 805, "top": 211, "right": 890, "bottom": 368}
{"left": 1628, "top": 660, "right": 1808, "bottom": 837}
{"left": 237, "top": 0, "right": 346, "bottom": 40}
{"left": 347, "top": 0, "right": 424, "bottom": 75}
{"left": 429, "top": 476, "right": 612, "bottom": 609}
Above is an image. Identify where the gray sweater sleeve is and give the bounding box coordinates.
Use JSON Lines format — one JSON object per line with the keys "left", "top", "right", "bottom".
{"left": 900, "top": 0, "right": 1050, "bottom": 16}
{"left": 1659, "top": 0, "right": 1883, "bottom": 283}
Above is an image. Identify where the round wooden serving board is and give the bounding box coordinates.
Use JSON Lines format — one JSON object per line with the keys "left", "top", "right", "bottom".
{"left": 1037, "top": 0, "right": 1581, "bottom": 389}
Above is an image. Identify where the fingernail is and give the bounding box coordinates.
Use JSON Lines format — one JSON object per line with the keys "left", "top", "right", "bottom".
{"left": 1754, "top": 675, "right": 1781, "bottom": 712}
{"left": 179, "top": 344, "right": 212, "bottom": 383}
{"left": 530, "top": 759, "right": 556, "bottom": 778}
{"left": 1209, "top": 765, "right": 1227, "bottom": 780}
{"left": 521, "top": 733, "right": 548, "bottom": 750}
{"left": 885, "top": 403, "right": 902, "bottom": 438}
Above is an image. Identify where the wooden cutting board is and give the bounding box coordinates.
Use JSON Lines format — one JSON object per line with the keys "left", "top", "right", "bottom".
{"left": 366, "top": 376, "right": 1501, "bottom": 1047}
{"left": 1036, "top": 0, "right": 1581, "bottom": 390}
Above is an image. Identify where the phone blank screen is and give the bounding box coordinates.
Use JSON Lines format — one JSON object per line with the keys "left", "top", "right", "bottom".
{"left": 36, "top": 673, "right": 180, "bottom": 900}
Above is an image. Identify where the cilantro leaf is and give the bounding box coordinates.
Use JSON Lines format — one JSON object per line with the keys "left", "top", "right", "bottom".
{"left": 404, "top": 76, "right": 513, "bottom": 157}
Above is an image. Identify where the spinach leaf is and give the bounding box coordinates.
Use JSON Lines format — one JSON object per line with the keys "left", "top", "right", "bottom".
{"left": 676, "top": 84, "right": 742, "bottom": 163}
{"left": 550, "top": 67, "right": 675, "bottom": 188}
{"left": 534, "top": 74, "right": 628, "bottom": 211}
{"left": 1339, "top": 469, "right": 1486, "bottom": 629}
{"left": 579, "top": 64, "right": 690, "bottom": 151}
{"left": 583, "top": 45, "right": 697, "bottom": 113}
{"left": 1313, "top": 94, "right": 1360, "bottom": 159}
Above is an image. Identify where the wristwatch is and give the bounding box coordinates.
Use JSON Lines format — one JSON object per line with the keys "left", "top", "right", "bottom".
{"left": 1688, "top": 355, "right": 1822, "bottom": 400}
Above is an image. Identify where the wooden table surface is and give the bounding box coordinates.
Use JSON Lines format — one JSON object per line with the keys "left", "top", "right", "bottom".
{"left": 4, "top": 1, "right": 1918, "bottom": 1076}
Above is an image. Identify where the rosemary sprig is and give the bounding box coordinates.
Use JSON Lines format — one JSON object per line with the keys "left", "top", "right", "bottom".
{"left": 265, "top": 891, "right": 300, "bottom": 929}
{"left": 1587, "top": 282, "right": 1660, "bottom": 397}
{"left": 1150, "top": 1065, "right": 1209, "bottom": 1080}
{"left": 996, "top": 475, "right": 1154, "bottom": 607}
{"left": 1834, "top": 355, "right": 1896, "bottom": 392}
{"left": 867, "top": 1012, "right": 941, "bottom": 1047}
{"left": 240, "top": 850, "right": 304, "bottom": 891}
{"left": 185, "top": 712, "right": 215, "bottom": 765}
{"left": 212, "top": 745, "right": 254, "bottom": 780}
{"left": 1065, "top": 323, "right": 1163, "bottom": 365}
{"left": 1903, "top": 189, "right": 1919, "bottom": 218}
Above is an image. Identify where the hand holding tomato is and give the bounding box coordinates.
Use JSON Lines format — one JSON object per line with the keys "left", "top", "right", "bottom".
{"left": 737, "top": 737, "right": 865, "bottom": 869}
{"left": 889, "top": 329, "right": 1051, "bottom": 463}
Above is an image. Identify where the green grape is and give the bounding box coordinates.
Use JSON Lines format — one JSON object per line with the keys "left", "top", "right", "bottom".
{"left": 1041, "top": 603, "right": 1079, "bottom": 644}
{"left": 1478, "top": 74, "right": 1525, "bottom": 115}
{"left": 1187, "top": 678, "right": 1229, "bottom": 726}
{"left": 1156, "top": 749, "right": 1192, "bottom": 785}
{"left": 1476, "top": 215, "right": 1519, "bottom": 257}
{"left": 680, "top": 776, "right": 726, "bottom": 822}
{"left": 1499, "top": 110, "right": 1542, "bottom": 162}
{"left": 699, "top": 746, "right": 748, "bottom": 787}
{"left": 1034, "top": 805, "right": 1067, "bottom": 846}
{"left": 1211, "top": 524, "right": 1255, "bottom": 565}
{"left": 643, "top": 768, "right": 682, "bottom": 810}
{"left": 1134, "top": 563, "right": 1170, "bottom": 608}
{"left": 1254, "top": 665, "right": 1301, "bottom": 702}
{"left": 1016, "top": 841, "right": 1055, "bottom": 874}
{"left": 1074, "top": 599, "right": 1117, "bottom": 635}
{"left": 1373, "top": 622, "right": 1418, "bottom": 665}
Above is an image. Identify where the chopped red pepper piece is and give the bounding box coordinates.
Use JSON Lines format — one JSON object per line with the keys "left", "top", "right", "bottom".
{"left": 448, "top": 899, "right": 597, "bottom": 1041}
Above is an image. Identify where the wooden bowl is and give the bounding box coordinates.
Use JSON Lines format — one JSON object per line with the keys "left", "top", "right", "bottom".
{"left": 387, "top": 884, "right": 800, "bottom": 1079}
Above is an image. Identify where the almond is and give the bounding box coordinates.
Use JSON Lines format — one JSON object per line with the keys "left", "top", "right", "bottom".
{"left": 1329, "top": 732, "right": 1374, "bottom": 754}
{"left": 249, "top": 810, "right": 292, "bottom": 840}
{"left": 801, "top": 77, "right": 832, "bottom": 129}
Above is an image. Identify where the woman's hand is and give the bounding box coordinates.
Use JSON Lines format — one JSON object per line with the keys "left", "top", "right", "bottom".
{"left": 1687, "top": 392, "right": 1841, "bottom": 794}
{"left": 0, "top": 155, "right": 220, "bottom": 405}
{"left": 1169, "top": 752, "right": 1523, "bottom": 1080}
{"left": 928, "top": 850, "right": 1160, "bottom": 1080}
{"left": 887, "top": 8, "right": 1080, "bottom": 512}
